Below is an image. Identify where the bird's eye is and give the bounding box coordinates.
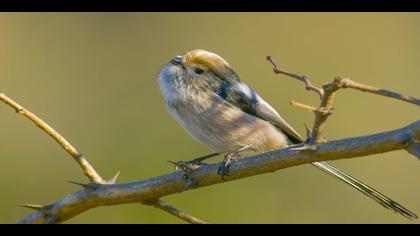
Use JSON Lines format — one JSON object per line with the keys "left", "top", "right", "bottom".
{"left": 194, "top": 68, "right": 204, "bottom": 74}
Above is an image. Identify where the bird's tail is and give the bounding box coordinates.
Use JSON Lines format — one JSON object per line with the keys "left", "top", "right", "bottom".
{"left": 312, "top": 161, "right": 417, "bottom": 220}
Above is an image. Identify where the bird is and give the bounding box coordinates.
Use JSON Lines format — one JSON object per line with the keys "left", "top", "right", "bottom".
{"left": 157, "top": 49, "right": 417, "bottom": 219}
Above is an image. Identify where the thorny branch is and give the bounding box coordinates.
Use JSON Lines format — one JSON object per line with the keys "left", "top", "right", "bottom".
{"left": 1, "top": 55, "right": 419, "bottom": 224}
{"left": 0, "top": 91, "right": 206, "bottom": 224}
{"left": 15, "top": 120, "right": 420, "bottom": 224}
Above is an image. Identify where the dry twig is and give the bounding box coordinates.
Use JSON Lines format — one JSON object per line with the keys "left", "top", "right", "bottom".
{"left": 143, "top": 199, "right": 207, "bottom": 224}
{"left": 266, "top": 57, "right": 419, "bottom": 143}
{"left": 266, "top": 56, "right": 324, "bottom": 98}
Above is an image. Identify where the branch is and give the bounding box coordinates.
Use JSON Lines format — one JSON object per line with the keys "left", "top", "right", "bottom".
{"left": 0, "top": 91, "right": 206, "bottom": 224}
{"left": 289, "top": 100, "right": 332, "bottom": 115}
{"left": 310, "top": 77, "right": 341, "bottom": 143}
{"left": 266, "top": 57, "right": 419, "bottom": 143}
{"left": 143, "top": 199, "right": 207, "bottom": 224}
{"left": 16, "top": 120, "right": 420, "bottom": 224}
{"left": 310, "top": 77, "right": 420, "bottom": 143}
{"left": 336, "top": 78, "right": 420, "bottom": 106}
{"left": 266, "top": 56, "right": 324, "bottom": 98}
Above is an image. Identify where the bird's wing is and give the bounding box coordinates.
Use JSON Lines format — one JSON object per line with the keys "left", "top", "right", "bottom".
{"left": 212, "top": 77, "right": 304, "bottom": 144}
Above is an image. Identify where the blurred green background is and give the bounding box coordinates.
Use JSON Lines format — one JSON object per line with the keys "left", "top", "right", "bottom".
{"left": 0, "top": 13, "right": 419, "bottom": 224}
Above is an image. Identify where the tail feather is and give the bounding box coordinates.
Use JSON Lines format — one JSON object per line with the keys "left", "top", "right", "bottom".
{"left": 312, "top": 162, "right": 417, "bottom": 220}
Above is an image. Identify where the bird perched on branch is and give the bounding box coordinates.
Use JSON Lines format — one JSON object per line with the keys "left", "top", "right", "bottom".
{"left": 158, "top": 49, "right": 416, "bottom": 219}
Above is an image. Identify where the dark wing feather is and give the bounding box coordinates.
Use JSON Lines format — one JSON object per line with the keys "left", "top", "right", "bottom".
{"left": 211, "top": 72, "right": 303, "bottom": 144}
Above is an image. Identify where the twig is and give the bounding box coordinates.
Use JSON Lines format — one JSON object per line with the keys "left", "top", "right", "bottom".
{"left": 335, "top": 77, "right": 420, "bottom": 106}
{"left": 310, "top": 77, "right": 420, "bottom": 143}
{"left": 289, "top": 100, "right": 332, "bottom": 115}
{"left": 143, "top": 199, "right": 207, "bottom": 224}
{"left": 16, "top": 120, "right": 420, "bottom": 224}
{"left": 0, "top": 92, "right": 105, "bottom": 184}
{"left": 266, "top": 56, "right": 324, "bottom": 98}
{"left": 0, "top": 91, "right": 203, "bottom": 224}
{"left": 267, "top": 57, "right": 419, "bottom": 143}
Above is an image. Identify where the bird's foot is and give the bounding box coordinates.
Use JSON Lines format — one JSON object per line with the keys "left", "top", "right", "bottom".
{"left": 217, "top": 162, "right": 230, "bottom": 181}
{"left": 168, "top": 154, "right": 218, "bottom": 192}
{"left": 217, "top": 152, "right": 241, "bottom": 181}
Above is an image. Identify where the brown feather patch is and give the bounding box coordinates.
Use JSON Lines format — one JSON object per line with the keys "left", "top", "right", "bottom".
{"left": 183, "top": 49, "right": 230, "bottom": 72}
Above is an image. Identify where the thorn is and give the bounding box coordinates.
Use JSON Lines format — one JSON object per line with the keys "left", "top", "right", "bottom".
{"left": 167, "top": 160, "right": 177, "bottom": 165}
{"left": 107, "top": 171, "right": 120, "bottom": 184}
{"left": 67, "top": 181, "right": 96, "bottom": 190}
{"left": 19, "top": 204, "right": 44, "bottom": 211}
{"left": 167, "top": 160, "right": 181, "bottom": 171}
{"left": 168, "top": 160, "right": 195, "bottom": 171}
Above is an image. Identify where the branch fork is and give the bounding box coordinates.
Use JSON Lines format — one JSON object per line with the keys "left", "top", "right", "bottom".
{"left": 266, "top": 57, "right": 419, "bottom": 143}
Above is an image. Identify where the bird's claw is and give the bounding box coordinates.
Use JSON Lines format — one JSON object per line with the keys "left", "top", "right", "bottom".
{"left": 218, "top": 153, "right": 241, "bottom": 181}
{"left": 168, "top": 160, "right": 207, "bottom": 192}
{"left": 217, "top": 162, "right": 231, "bottom": 181}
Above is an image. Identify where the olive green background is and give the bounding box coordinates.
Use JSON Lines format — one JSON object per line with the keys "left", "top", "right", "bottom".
{"left": 0, "top": 13, "right": 419, "bottom": 224}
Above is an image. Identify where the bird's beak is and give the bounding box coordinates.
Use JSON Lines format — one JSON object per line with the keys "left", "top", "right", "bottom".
{"left": 169, "top": 55, "right": 184, "bottom": 68}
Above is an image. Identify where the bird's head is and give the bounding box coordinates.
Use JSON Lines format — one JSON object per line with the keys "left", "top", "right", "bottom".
{"left": 158, "top": 49, "right": 245, "bottom": 104}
